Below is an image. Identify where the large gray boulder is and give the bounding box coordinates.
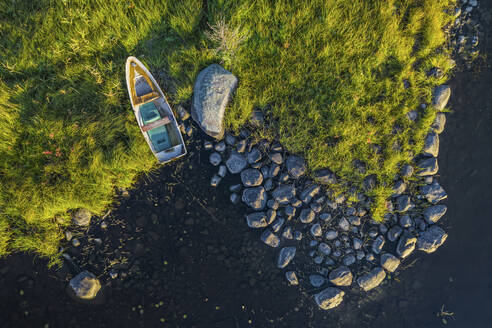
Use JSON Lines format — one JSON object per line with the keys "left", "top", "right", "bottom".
{"left": 314, "top": 288, "right": 345, "bottom": 310}
{"left": 68, "top": 271, "right": 101, "bottom": 300}
{"left": 192, "top": 64, "right": 238, "bottom": 139}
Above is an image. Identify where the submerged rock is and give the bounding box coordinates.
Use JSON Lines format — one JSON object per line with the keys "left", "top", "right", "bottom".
{"left": 314, "top": 288, "right": 345, "bottom": 310}
{"left": 226, "top": 151, "right": 247, "bottom": 174}
{"left": 423, "top": 205, "right": 447, "bottom": 224}
{"left": 209, "top": 152, "right": 222, "bottom": 166}
{"left": 309, "top": 274, "right": 326, "bottom": 288}
{"left": 73, "top": 208, "right": 91, "bottom": 226}
{"left": 68, "top": 271, "right": 101, "bottom": 300}
{"left": 357, "top": 267, "right": 386, "bottom": 292}
{"left": 417, "top": 226, "right": 448, "bottom": 253}
{"left": 191, "top": 64, "right": 238, "bottom": 139}
{"left": 277, "top": 247, "right": 296, "bottom": 268}
{"left": 286, "top": 156, "right": 306, "bottom": 178}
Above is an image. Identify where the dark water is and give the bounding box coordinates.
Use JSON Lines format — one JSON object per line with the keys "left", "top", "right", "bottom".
{"left": 2, "top": 7, "right": 492, "bottom": 328}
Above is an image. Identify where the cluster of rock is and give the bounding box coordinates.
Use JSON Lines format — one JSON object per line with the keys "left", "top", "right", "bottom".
{"left": 449, "top": 0, "right": 481, "bottom": 65}
{"left": 202, "top": 82, "right": 451, "bottom": 310}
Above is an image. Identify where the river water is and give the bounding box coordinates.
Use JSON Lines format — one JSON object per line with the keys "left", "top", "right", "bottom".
{"left": 1, "top": 5, "right": 492, "bottom": 328}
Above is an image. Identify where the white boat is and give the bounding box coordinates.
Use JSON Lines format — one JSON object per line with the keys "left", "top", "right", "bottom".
{"left": 125, "top": 56, "right": 186, "bottom": 163}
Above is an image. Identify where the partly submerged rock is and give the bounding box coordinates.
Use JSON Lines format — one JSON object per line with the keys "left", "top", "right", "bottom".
{"left": 421, "top": 181, "right": 447, "bottom": 204}
{"left": 68, "top": 271, "right": 101, "bottom": 300}
{"left": 417, "top": 226, "right": 448, "bottom": 253}
{"left": 245, "top": 212, "right": 268, "bottom": 228}
{"left": 417, "top": 157, "right": 438, "bottom": 176}
{"left": 423, "top": 205, "right": 447, "bottom": 224}
{"left": 277, "top": 246, "right": 296, "bottom": 268}
{"left": 432, "top": 113, "right": 446, "bottom": 134}
{"left": 285, "top": 271, "right": 299, "bottom": 285}
{"left": 261, "top": 229, "right": 280, "bottom": 247}
{"left": 423, "top": 132, "right": 439, "bottom": 157}
{"left": 380, "top": 253, "right": 400, "bottom": 273}
{"left": 314, "top": 287, "right": 345, "bottom": 310}
{"left": 357, "top": 267, "right": 386, "bottom": 292}
{"left": 396, "top": 233, "right": 417, "bottom": 258}
{"left": 329, "top": 266, "right": 353, "bottom": 286}
{"left": 191, "top": 64, "right": 238, "bottom": 139}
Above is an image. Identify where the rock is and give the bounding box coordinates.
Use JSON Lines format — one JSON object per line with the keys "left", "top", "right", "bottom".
{"left": 417, "top": 157, "right": 438, "bottom": 176}
{"left": 226, "top": 151, "right": 247, "bottom": 174}
{"left": 236, "top": 139, "right": 247, "bottom": 153}
{"left": 417, "top": 226, "right": 448, "bottom": 253}
{"left": 266, "top": 209, "right": 277, "bottom": 225}
{"left": 176, "top": 105, "right": 190, "bottom": 121}
{"left": 309, "top": 274, "right": 326, "bottom": 288}
{"left": 353, "top": 238, "right": 362, "bottom": 250}
{"left": 261, "top": 229, "right": 280, "bottom": 247}
{"left": 230, "top": 193, "right": 240, "bottom": 204}
{"left": 210, "top": 174, "right": 221, "bottom": 187}
{"left": 396, "top": 233, "right": 417, "bottom": 258}
{"left": 338, "top": 217, "right": 350, "bottom": 231}
{"left": 282, "top": 226, "right": 293, "bottom": 239}
{"left": 300, "top": 185, "right": 320, "bottom": 204}
{"left": 268, "top": 164, "right": 280, "bottom": 178}
{"left": 328, "top": 266, "right": 353, "bottom": 286}
{"left": 225, "top": 134, "right": 236, "bottom": 146}
{"left": 72, "top": 238, "right": 80, "bottom": 247}
{"left": 241, "top": 169, "right": 263, "bottom": 187}
{"left": 73, "top": 209, "right": 91, "bottom": 226}
{"left": 432, "top": 85, "right": 451, "bottom": 111}
{"left": 191, "top": 64, "right": 238, "bottom": 139}
{"left": 214, "top": 141, "right": 226, "bottom": 152}
{"left": 299, "top": 209, "right": 315, "bottom": 224}
{"left": 310, "top": 202, "right": 322, "bottom": 213}
{"left": 267, "top": 199, "right": 279, "bottom": 210}
{"left": 277, "top": 247, "right": 296, "bottom": 268}
{"left": 250, "top": 110, "right": 264, "bottom": 126}
{"left": 68, "top": 271, "right": 101, "bottom": 300}
{"left": 380, "top": 253, "right": 400, "bottom": 273}
{"left": 392, "top": 180, "right": 407, "bottom": 197}
{"left": 423, "top": 205, "right": 447, "bottom": 224}
{"left": 209, "top": 152, "right": 222, "bottom": 166}
{"left": 421, "top": 181, "right": 447, "bottom": 204}
{"left": 401, "top": 164, "right": 414, "bottom": 178}
{"left": 314, "top": 256, "right": 324, "bottom": 264}
{"left": 285, "top": 205, "right": 296, "bottom": 217}
{"left": 432, "top": 113, "right": 446, "bottom": 134}
{"left": 294, "top": 231, "right": 303, "bottom": 240}
{"left": 313, "top": 168, "right": 337, "bottom": 184}
{"left": 247, "top": 147, "right": 262, "bottom": 164}
{"left": 310, "top": 223, "right": 323, "bottom": 237}
{"left": 395, "top": 195, "right": 412, "bottom": 212}
{"left": 245, "top": 212, "right": 268, "bottom": 228}
{"left": 109, "top": 269, "right": 118, "bottom": 279}
{"left": 365, "top": 253, "right": 375, "bottom": 261}
{"left": 423, "top": 132, "right": 439, "bottom": 157}
{"left": 264, "top": 178, "right": 273, "bottom": 191}
{"left": 218, "top": 165, "right": 227, "bottom": 177}
{"left": 242, "top": 187, "right": 266, "bottom": 210}
{"left": 204, "top": 141, "right": 213, "bottom": 150}
{"left": 269, "top": 152, "right": 283, "bottom": 165}
{"left": 363, "top": 174, "right": 377, "bottom": 191}
{"left": 319, "top": 243, "right": 331, "bottom": 255}
{"left": 286, "top": 156, "right": 306, "bottom": 178}
{"left": 325, "top": 230, "right": 338, "bottom": 240}
{"left": 399, "top": 214, "right": 413, "bottom": 228}
{"left": 65, "top": 231, "right": 73, "bottom": 241}
{"left": 357, "top": 267, "right": 386, "bottom": 292}
{"left": 356, "top": 251, "right": 365, "bottom": 260}
{"left": 314, "top": 288, "right": 345, "bottom": 310}
{"left": 407, "top": 110, "right": 418, "bottom": 122}
{"left": 271, "top": 218, "right": 285, "bottom": 233}
{"left": 285, "top": 271, "right": 299, "bottom": 285}
{"left": 342, "top": 254, "right": 356, "bottom": 266}
{"left": 387, "top": 225, "right": 403, "bottom": 242}
{"left": 272, "top": 185, "right": 296, "bottom": 205}
{"left": 372, "top": 236, "right": 385, "bottom": 254}
{"left": 319, "top": 213, "right": 332, "bottom": 222}
{"left": 230, "top": 184, "right": 242, "bottom": 193}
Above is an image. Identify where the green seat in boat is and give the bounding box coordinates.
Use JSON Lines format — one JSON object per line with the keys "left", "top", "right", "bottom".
{"left": 147, "top": 125, "right": 171, "bottom": 152}
{"left": 140, "top": 102, "right": 161, "bottom": 125}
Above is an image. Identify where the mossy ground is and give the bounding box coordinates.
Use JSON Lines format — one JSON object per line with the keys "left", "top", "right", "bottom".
{"left": 0, "top": 0, "right": 454, "bottom": 264}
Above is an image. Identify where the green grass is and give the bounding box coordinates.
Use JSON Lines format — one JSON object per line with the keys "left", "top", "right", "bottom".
{"left": 0, "top": 0, "right": 454, "bottom": 264}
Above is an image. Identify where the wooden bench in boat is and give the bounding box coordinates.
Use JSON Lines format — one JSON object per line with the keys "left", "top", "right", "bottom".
{"left": 141, "top": 116, "right": 171, "bottom": 132}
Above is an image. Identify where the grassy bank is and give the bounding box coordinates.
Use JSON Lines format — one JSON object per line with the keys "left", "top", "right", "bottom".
{"left": 0, "top": 0, "right": 454, "bottom": 263}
